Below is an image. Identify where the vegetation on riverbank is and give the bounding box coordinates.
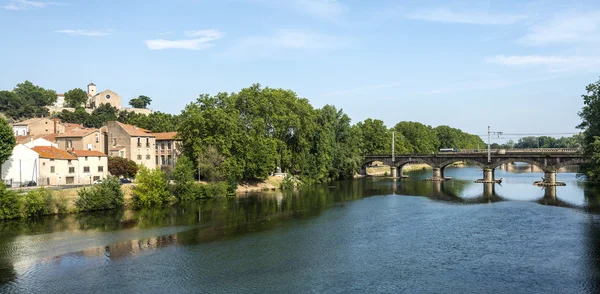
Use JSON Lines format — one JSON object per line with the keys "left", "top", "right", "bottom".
{"left": 578, "top": 77, "right": 600, "bottom": 181}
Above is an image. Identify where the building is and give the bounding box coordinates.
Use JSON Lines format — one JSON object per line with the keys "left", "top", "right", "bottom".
{"left": 71, "top": 150, "right": 108, "bottom": 183}
{"left": 1, "top": 144, "right": 39, "bottom": 187}
{"left": 16, "top": 134, "right": 58, "bottom": 148}
{"left": 106, "top": 121, "right": 156, "bottom": 169}
{"left": 86, "top": 83, "right": 122, "bottom": 109}
{"left": 151, "top": 132, "right": 182, "bottom": 170}
{"left": 56, "top": 128, "right": 105, "bottom": 153}
{"left": 31, "top": 146, "right": 107, "bottom": 185}
{"left": 11, "top": 117, "right": 65, "bottom": 136}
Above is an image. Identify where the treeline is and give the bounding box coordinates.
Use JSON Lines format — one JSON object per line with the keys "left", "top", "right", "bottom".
{"left": 490, "top": 135, "right": 583, "bottom": 149}
{"left": 177, "top": 84, "right": 485, "bottom": 184}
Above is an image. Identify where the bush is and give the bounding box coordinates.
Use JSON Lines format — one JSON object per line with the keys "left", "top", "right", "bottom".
{"left": 23, "top": 188, "right": 52, "bottom": 218}
{"left": 280, "top": 175, "right": 297, "bottom": 190}
{"left": 172, "top": 155, "right": 196, "bottom": 202}
{"left": 75, "top": 176, "right": 124, "bottom": 211}
{"left": 0, "top": 184, "right": 22, "bottom": 220}
{"left": 133, "top": 166, "right": 170, "bottom": 208}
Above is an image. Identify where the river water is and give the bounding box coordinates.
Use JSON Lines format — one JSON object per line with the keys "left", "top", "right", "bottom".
{"left": 2, "top": 166, "right": 600, "bottom": 293}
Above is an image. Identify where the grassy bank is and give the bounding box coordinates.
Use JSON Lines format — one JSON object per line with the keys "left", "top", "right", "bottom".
{"left": 366, "top": 164, "right": 431, "bottom": 176}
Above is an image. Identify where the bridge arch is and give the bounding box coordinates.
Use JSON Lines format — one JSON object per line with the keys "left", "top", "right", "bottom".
{"left": 394, "top": 159, "right": 436, "bottom": 177}
{"left": 490, "top": 158, "right": 549, "bottom": 172}
{"left": 553, "top": 158, "right": 588, "bottom": 171}
{"left": 438, "top": 159, "right": 487, "bottom": 170}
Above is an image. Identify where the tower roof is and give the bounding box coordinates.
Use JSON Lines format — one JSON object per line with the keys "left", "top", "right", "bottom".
{"left": 88, "top": 82, "right": 96, "bottom": 86}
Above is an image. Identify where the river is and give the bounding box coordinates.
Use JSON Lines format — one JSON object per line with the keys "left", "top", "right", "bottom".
{"left": 2, "top": 166, "right": 600, "bottom": 293}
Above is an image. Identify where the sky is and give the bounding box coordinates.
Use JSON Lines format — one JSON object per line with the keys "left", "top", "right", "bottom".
{"left": 1, "top": 0, "right": 599, "bottom": 143}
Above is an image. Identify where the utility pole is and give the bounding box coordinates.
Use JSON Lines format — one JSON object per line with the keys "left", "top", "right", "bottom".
{"left": 392, "top": 131, "right": 395, "bottom": 162}
{"left": 488, "top": 126, "right": 491, "bottom": 163}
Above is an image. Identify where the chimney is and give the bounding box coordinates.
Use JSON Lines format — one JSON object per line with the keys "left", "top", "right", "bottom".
{"left": 53, "top": 118, "right": 58, "bottom": 134}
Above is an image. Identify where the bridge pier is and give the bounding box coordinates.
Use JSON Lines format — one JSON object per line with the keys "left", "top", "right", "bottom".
{"left": 483, "top": 182, "right": 495, "bottom": 200}
{"left": 475, "top": 168, "right": 499, "bottom": 183}
{"left": 544, "top": 171, "right": 556, "bottom": 185}
{"left": 427, "top": 167, "right": 445, "bottom": 181}
{"left": 390, "top": 166, "right": 397, "bottom": 178}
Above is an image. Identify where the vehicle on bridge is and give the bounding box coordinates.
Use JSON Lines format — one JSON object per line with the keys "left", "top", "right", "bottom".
{"left": 439, "top": 148, "right": 459, "bottom": 152}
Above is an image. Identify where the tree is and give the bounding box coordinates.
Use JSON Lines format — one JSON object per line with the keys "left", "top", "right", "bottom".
{"left": 0, "top": 117, "right": 16, "bottom": 168}
{"left": 172, "top": 155, "right": 197, "bottom": 202}
{"left": 578, "top": 77, "right": 600, "bottom": 181}
{"left": 355, "top": 119, "right": 390, "bottom": 155}
{"left": 63, "top": 88, "right": 89, "bottom": 108}
{"left": 132, "top": 166, "right": 170, "bottom": 208}
{"left": 108, "top": 157, "right": 138, "bottom": 178}
{"left": 393, "top": 121, "right": 439, "bottom": 154}
{"left": 197, "top": 145, "right": 226, "bottom": 182}
{"left": 129, "top": 95, "right": 152, "bottom": 108}
{"left": 0, "top": 81, "right": 57, "bottom": 120}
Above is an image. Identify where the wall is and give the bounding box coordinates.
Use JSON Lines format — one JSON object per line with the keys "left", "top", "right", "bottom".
{"left": 24, "top": 138, "right": 57, "bottom": 148}
{"left": 39, "top": 158, "right": 80, "bottom": 186}
{"left": 155, "top": 139, "right": 182, "bottom": 168}
{"left": 27, "top": 118, "right": 64, "bottom": 135}
{"left": 92, "top": 90, "right": 121, "bottom": 109}
{"left": 130, "top": 136, "right": 156, "bottom": 168}
{"left": 76, "top": 156, "right": 108, "bottom": 183}
{"left": 1, "top": 145, "right": 39, "bottom": 187}
{"left": 13, "top": 125, "right": 28, "bottom": 136}
{"left": 56, "top": 132, "right": 104, "bottom": 153}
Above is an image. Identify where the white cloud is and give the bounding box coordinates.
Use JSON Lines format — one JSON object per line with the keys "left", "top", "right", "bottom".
{"left": 226, "top": 30, "right": 345, "bottom": 59}
{"left": 520, "top": 11, "right": 600, "bottom": 45}
{"left": 4, "top": 0, "right": 64, "bottom": 10}
{"left": 407, "top": 7, "right": 527, "bottom": 25}
{"left": 55, "top": 29, "right": 113, "bottom": 36}
{"left": 145, "top": 30, "right": 223, "bottom": 50}
{"left": 485, "top": 55, "right": 600, "bottom": 73}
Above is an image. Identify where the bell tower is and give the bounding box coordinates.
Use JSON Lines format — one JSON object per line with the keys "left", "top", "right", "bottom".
{"left": 87, "top": 82, "right": 97, "bottom": 96}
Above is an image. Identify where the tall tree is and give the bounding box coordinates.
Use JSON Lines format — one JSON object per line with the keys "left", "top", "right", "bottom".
{"left": 129, "top": 95, "right": 152, "bottom": 108}
{"left": 393, "top": 121, "right": 439, "bottom": 154}
{"left": 0, "top": 117, "right": 16, "bottom": 168}
{"left": 63, "top": 88, "right": 89, "bottom": 108}
{"left": 578, "top": 77, "right": 600, "bottom": 181}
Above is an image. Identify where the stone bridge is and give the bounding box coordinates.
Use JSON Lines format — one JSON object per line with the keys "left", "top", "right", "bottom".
{"left": 363, "top": 149, "right": 588, "bottom": 185}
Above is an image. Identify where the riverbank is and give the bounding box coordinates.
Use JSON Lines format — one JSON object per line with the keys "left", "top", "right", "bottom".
{"left": 366, "top": 164, "right": 432, "bottom": 176}
{"left": 236, "top": 176, "right": 284, "bottom": 194}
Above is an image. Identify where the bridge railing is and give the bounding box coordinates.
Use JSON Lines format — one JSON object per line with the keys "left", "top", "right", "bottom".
{"left": 365, "top": 148, "right": 582, "bottom": 158}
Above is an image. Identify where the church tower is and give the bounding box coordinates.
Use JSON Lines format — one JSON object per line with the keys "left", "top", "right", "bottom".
{"left": 87, "top": 82, "right": 97, "bottom": 96}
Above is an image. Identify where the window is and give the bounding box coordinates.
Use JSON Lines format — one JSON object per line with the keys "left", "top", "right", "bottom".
{"left": 161, "top": 155, "right": 165, "bottom": 165}
{"left": 146, "top": 138, "right": 150, "bottom": 147}
{"left": 85, "top": 156, "right": 88, "bottom": 161}
{"left": 50, "top": 166, "right": 55, "bottom": 173}
{"left": 50, "top": 159, "right": 54, "bottom": 162}
{"left": 155, "top": 156, "right": 158, "bottom": 165}
{"left": 98, "top": 166, "right": 104, "bottom": 172}
{"left": 120, "top": 151, "right": 125, "bottom": 158}
{"left": 161, "top": 143, "right": 165, "bottom": 150}
{"left": 93, "top": 176, "right": 100, "bottom": 181}
{"left": 168, "top": 142, "right": 172, "bottom": 150}
{"left": 137, "top": 155, "right": 142, "bottom": 160}
{"left": 167, "top": 155, "right": 172, "bottom": 165}
{"left": 146, "top": 155, "right": 151, "bottom": 160}
{"left": 68, "top": 160, "right": 72, "bottom": 165}
{"left": 69, "top": 167, "right": 75, "bottom": 173}
{"left": 66, "top": 177, "right": 74, "bottom": 184}
{"left": 137, "top": 137, "right": 141, "bottom": 147}
{"left": 67, "top": 140, "right": 72, "bottom": 148}
{"left": 106, "top": 94, "right": 111, "bottom": 99}
{"left": 113, "top": 138, "right": 116, "bottom": 146}
{"left": 137, "top": 148, "right": 141, "bottom": 155}
{"left": 83, "top": 166, "right": 90, "bottom": 172}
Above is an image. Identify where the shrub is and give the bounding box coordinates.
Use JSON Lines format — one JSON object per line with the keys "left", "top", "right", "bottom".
{"left": 280, "top": 175, "right": 297, "bottom": 190}
{"left": 23, "top": 188, "right": 52, "bottom": 218}
{"left": 0, "top": 184, "right": 22, "bottom": 220}
{"left": 133, "top": 166, "right": 170, "bottom": 208}
{"left": 172, "top": 155, "right": 196, "bottom": 202}
{"left": 75, "top": 176, "right": 124, "bottom": 211}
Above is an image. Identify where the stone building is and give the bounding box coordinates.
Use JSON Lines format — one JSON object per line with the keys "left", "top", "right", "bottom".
{"left": 55, "top": 128, "right": 105, "bottom": 153}
{"left": 11, "top": 118, "right": 65, "bottom": 136}
{"left": 106, "top": 121, "right": 156, "bottom": 169}
{"left": 151, "top": 132, "right": 182, "bottom": 170}
{"left": 86, "top": 83, "right": 122, "bottom": 109}
{"left": 31, "top": 146, "right": 107, "bottom": 185}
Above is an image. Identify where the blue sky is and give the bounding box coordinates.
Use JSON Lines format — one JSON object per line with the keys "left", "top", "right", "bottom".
{"left": 1, "top": 0, "right": 599, "bottom": 142}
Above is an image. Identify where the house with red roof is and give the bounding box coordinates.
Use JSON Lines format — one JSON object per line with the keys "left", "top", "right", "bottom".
{"left": 31, "top": 146, "right": 107, "bottom": 185}
{"left": 106, "top": 121, "right": 156, "bottom": 169}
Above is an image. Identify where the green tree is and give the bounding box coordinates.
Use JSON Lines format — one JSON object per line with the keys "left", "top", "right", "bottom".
{"left": 108, "top": 157, "right": 138, "bottom": 178}
{"left": 355, "top": 119, "right": 390, "bottom": 155}
{"left": 75, "top": 177, "right": 124, "bottom": 211}
{"left": 64, "top": 88, "right": 89, "bottom": 108}
{"left": 172, "top": 155, "right": 197, "bottom": 202}
{"left": 578, "top": 77, "right": 600, "bottom": 181}
{"left": 0, "top": 117, "right": 16, "bottom": 169}
{"left": 393, "top": 121, "right": 439, "bottom": 154}
{"left": 0, "top": 81, "right": 57, "bottom": 120}
{"left": 132, "top": 166, "right": 170, "bottom": 207}
{"left": 129, "top": 95, "right": 152, "bottom": 108}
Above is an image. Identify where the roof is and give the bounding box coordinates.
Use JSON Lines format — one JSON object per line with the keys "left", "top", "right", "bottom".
{"left": 57, "top": 94, "right": 65, "bottom": 97}
{"left": 71, "top": 150, "right": 107, "bottom": 157}
{"left": 30, "top": 146, "right": 77, "bottom": 160}
{"left": 12, "top": 117, "right": 51, "bottom": 126}
{"left": 110, "top": 145, "right": 126, "bottom": 151}
{"left": 88, "top": 82, "right": 96, "bottom": 86}
{"left": 62, "top": 123, "right": 84, "bottom": 133}
{"left": 152, "top": 132, "right": 178, "bottom": 140}
{"left": 15, "top": 133, "right": 56, "bottom": 144}
{"left": 56, "top": 128, "right": 98, "bottom": 138}
{"left": 116, "top": 121, "right": 154, "bottom": 137}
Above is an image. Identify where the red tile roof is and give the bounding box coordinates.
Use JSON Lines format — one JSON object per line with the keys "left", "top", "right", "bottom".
{"left": 71, "top": 150, "right": 107, "bottom": 157}
{"left": 151, "top": 132, "right": 178, "bottom": 140}
{"left": 116, "top": 121, "right": 153, "bottom": 137}
{"left": 56, "top": 128, "right": 98, "bottom": 138}
{"left": 30, "top": 146, "right": 77, "bottom": 160}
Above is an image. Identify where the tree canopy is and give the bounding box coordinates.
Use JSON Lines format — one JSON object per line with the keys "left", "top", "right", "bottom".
{"left": 578, "top": 77, "right": 600, "bottom": 181}
{"left": 63, "top": 88, "right": 89, "bottom": 108}
{"left": 0, "top": 117, "right": 16, "bottom": 167}
{"left": 129, "top": 95, "right": 152, "bottom": 108}
{"left": 0, "top": 81, "right": 57, "bottom": 120}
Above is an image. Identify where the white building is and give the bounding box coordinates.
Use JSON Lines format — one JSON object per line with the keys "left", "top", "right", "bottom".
{"left": 24, "top": 137, "right": 58, "bottom": 148}
{"left": 1, "top": 144, "right": 40, "bottom": 187}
